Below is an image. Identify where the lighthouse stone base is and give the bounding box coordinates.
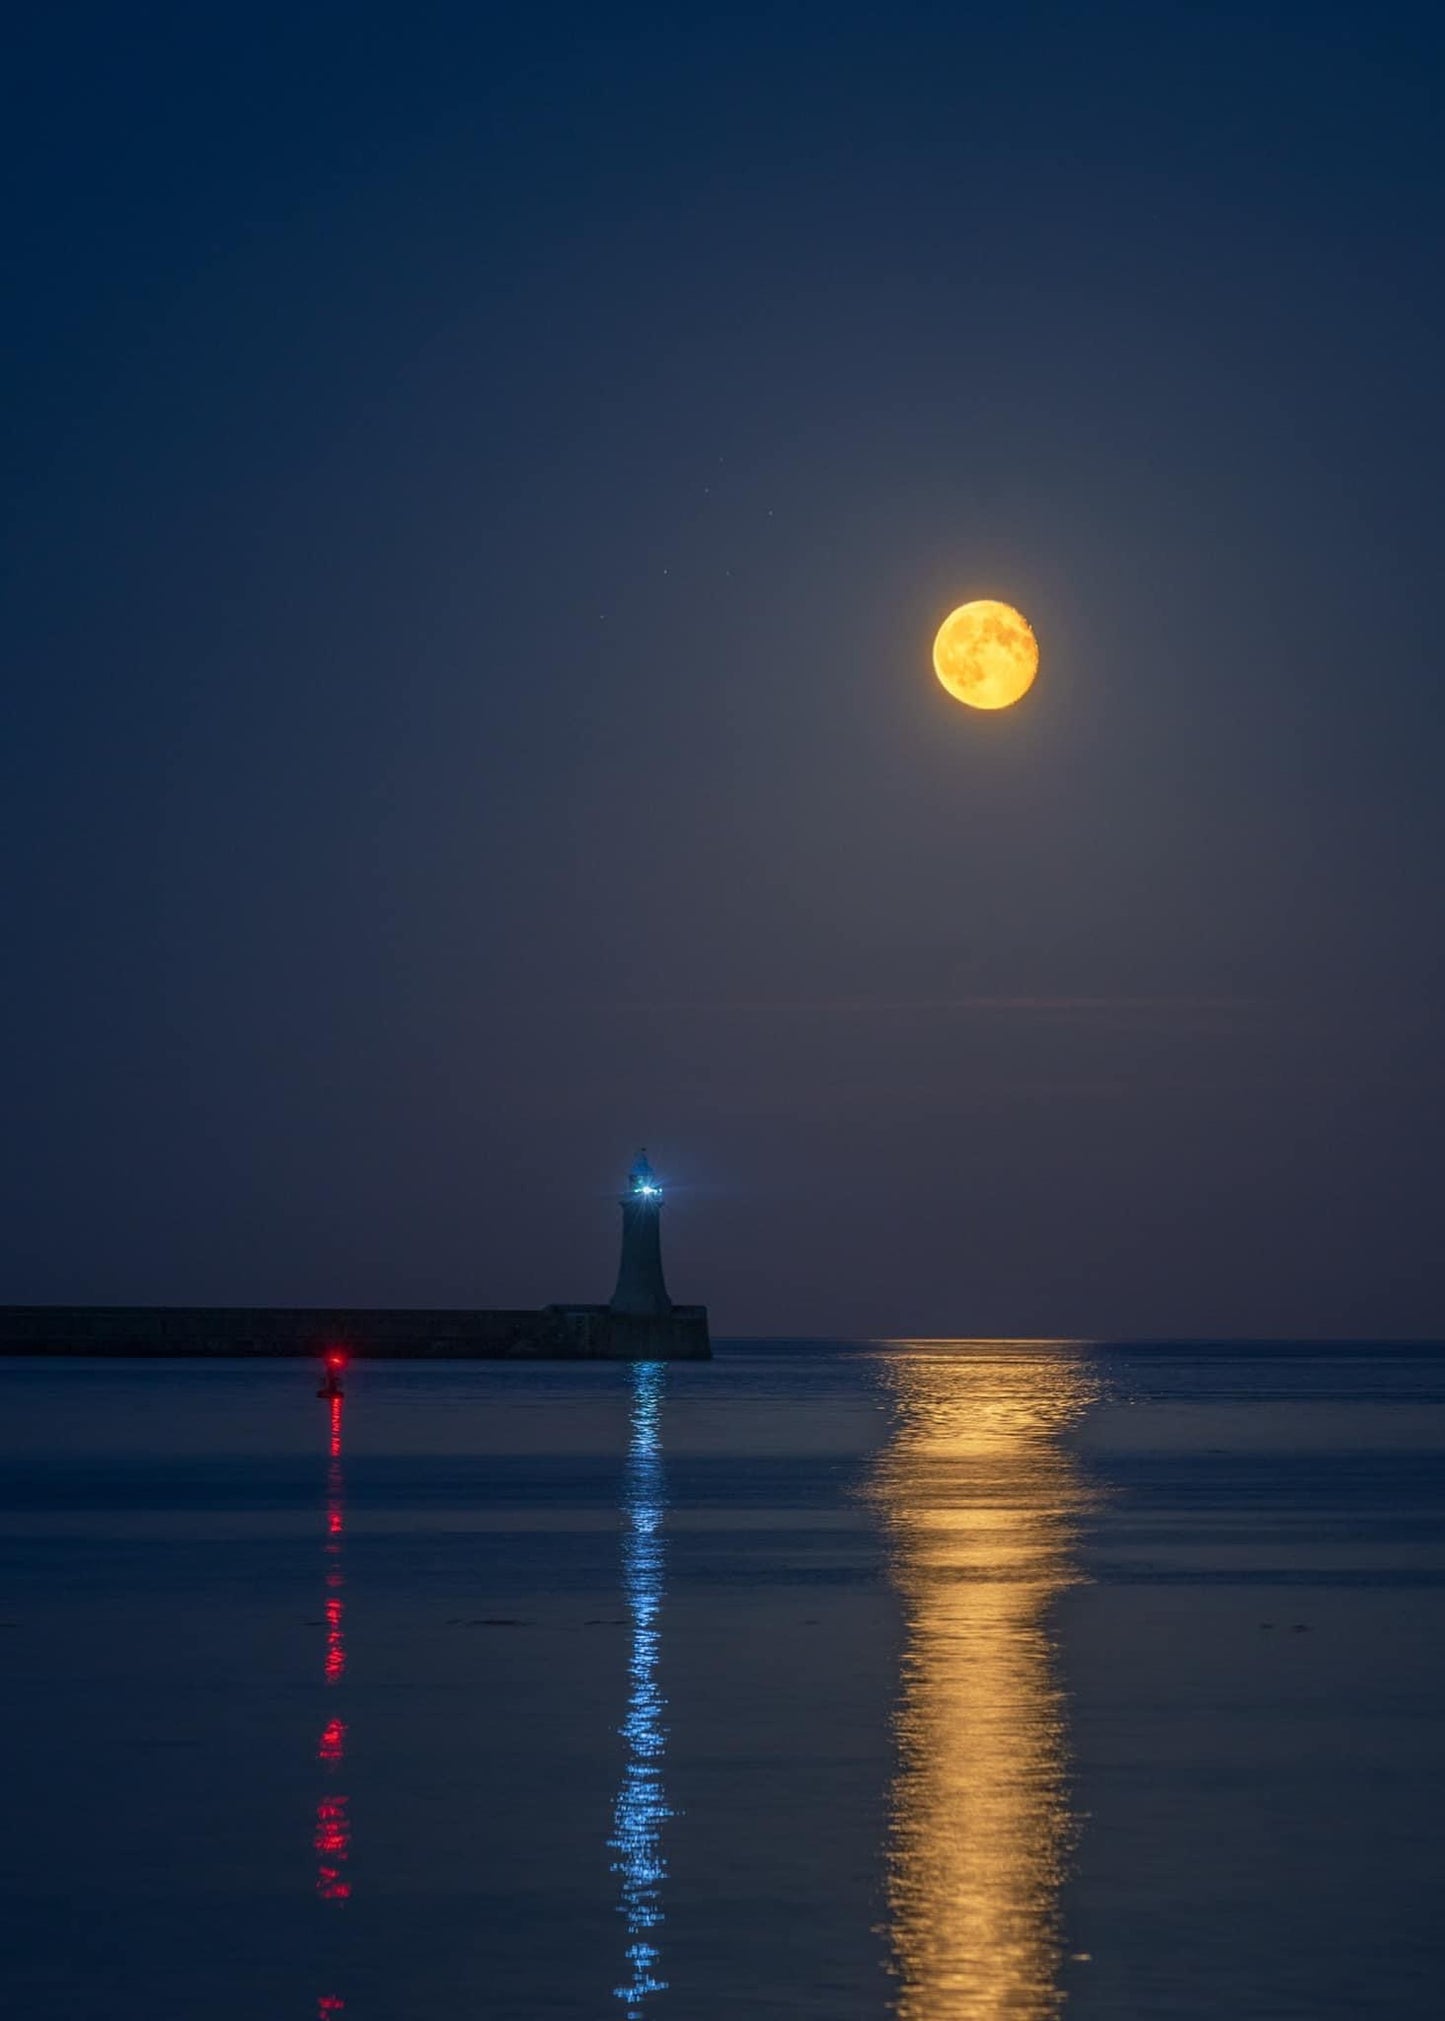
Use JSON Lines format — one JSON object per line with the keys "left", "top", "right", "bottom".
{"left": 547, "top": 1304, "right": 711, "bottom": 1359}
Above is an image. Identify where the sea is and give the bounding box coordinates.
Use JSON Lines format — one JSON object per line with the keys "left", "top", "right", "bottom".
{"left": 1, "top": 1341, "right": 1442, "bottom": 2019}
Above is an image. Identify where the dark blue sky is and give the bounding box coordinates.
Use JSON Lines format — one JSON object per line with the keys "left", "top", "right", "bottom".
{"left": 4, "top": 2, "right": 1444, "bottom": 1334}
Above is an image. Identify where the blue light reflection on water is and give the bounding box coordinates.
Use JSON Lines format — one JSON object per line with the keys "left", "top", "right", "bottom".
{"left": 610, "top": 1361, "right": 671, "bottom": 2016}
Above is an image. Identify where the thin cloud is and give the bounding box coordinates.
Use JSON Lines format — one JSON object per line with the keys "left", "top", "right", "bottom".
{"left": 616, "top": 994, "right": 1255, "bottom": 1019}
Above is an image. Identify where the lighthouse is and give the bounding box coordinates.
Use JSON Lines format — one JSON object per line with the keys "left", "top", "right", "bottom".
{"left": 610, "top": 1150, "right": 673, "bottom": 1317}
{"left": 0, "top": 1147, "right": 708, "bottom": 1362}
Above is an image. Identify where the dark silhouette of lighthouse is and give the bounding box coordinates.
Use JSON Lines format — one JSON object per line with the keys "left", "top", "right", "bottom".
{"left": 0, "top": 1146, "right": 708, "bottom": 1362}
{"left": 610, "top": 1151, "right": 673, "bottom": 1317}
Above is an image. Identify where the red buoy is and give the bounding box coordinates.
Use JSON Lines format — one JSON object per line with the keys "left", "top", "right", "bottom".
{"left": 317, "top": 1350, "right": 347, "bottom": 1400}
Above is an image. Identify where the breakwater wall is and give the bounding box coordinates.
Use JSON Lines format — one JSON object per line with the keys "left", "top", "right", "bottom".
{"left": 0, "top": 1304, "right": 711, "bottom": 1361}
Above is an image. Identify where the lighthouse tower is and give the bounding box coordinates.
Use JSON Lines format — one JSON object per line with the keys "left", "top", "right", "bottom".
{"left": 610, "top": 1150, "right": 673, "bottom": 1317}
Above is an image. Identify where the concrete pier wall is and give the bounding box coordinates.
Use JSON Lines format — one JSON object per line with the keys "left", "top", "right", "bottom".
{"left": 0, "top": 1303, "right": 711, "bottom": 1360}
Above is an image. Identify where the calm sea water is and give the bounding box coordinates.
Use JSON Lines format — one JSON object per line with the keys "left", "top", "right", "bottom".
{"left": 1, "top": 1342, "right": 1442, "bottom": 2019}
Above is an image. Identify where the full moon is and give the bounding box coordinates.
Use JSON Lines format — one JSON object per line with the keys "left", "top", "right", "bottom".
{"left": 932, "top": 600, "right": 1039, "bottom": 711}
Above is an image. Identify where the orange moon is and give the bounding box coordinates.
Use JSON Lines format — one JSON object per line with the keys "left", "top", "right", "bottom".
{"left": 932, "top": 600, "right": 1039, "bottom": 710}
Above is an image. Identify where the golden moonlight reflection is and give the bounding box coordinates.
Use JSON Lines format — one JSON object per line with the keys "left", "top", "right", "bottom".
{"left": 869, "top": 1342, "right": 1098, "bottom": 2021}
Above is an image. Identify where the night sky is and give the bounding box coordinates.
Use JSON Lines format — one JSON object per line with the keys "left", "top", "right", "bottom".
{"left": 5, "top": 3, "right": 1444, "bottom": 1337}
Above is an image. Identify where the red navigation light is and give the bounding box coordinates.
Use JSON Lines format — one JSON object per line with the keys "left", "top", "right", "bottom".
{"left": 326, "top": 1351, "right": 346, "bottom": 1369}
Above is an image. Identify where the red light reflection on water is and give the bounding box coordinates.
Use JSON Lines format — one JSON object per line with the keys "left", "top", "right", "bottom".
{"left": 324, "top": 1595, "right": 345, "bottom": 1685}
{"left": 315, "top": 1794, "right": 352, "bottom": 1899}
{"left": 322, "top": 1394, "right": 346, "bottom": 1685}
{"left": 318, "top": 1996, "right": 345, "bottom": 2015}
{"left": 316, "top": 1391, "right": 350, "bottom": 1905}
